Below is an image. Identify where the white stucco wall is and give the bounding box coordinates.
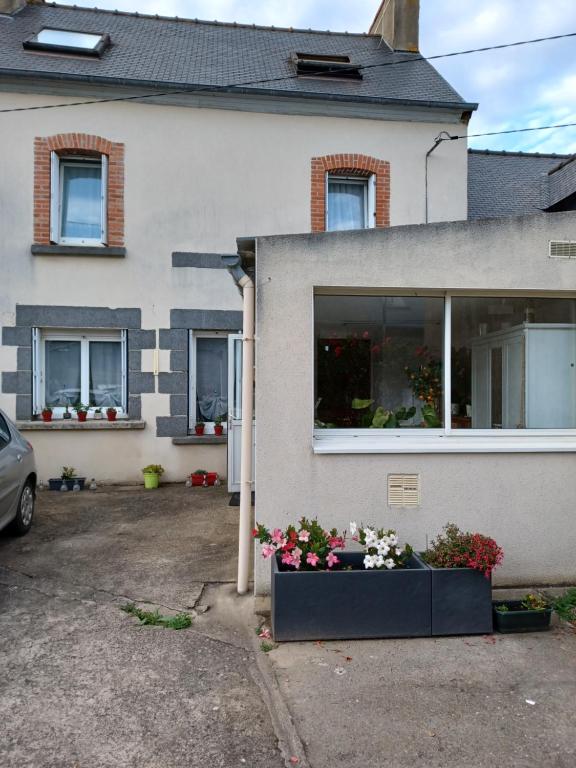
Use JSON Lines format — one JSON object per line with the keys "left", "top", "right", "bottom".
{"left": 0, "top": 90, "right": 468, "bottom": 483}
{"left": 254, "top": 212, "right": 576, "bottom": 591}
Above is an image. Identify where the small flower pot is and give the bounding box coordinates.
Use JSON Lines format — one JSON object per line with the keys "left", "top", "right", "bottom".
{"left": 195, "top": 425, "right": 205, "bottom": 435}
{"left": 214, "top": 425, "right": 224, "bottom": 436}
{"left": 63, "top": 412, "right": 72, "bottom": 420}
{"left": 93, "top": 412, "right": 103, "bottom": 420}
{"left": 143, "top": 472, "right": 160, "bottom": 490}
{"left": 41, "top": 411, "right": 52, "bottom": 422}
{"left": 191, "top": 473, "right": 206, "bottom": 486}
{"left": 493, "top": 601, "right": 552, "bottom": 633}
{"left": 77, "top": 411, "right": 87, "bottom": 423}
{"left": 206, "top": 472, "right": 218, "bottom": 486}
{"left": 106, "top": 410, "right": 117, "bottom": 422}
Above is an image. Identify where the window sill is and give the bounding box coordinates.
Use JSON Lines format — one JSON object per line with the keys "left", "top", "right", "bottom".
{"left": 313, "top": 431, "right": 576, "bottom": 454}
{"left": 17, "top": 420, "right": 145, "bottom": 431}
{"left": 31, "top": 244, "right": 126, "bottom": 258}
{"left": 172, "top": 435, "right": 227, "bottom": 445}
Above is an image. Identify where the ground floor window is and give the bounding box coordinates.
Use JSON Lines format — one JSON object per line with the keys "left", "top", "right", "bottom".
{"left": 314, "top": 293, "right": 576, "bottom": 435}
{"left": 33, "top": 328, "right": 126, "bottom": 417}
{"left": 189, "top": 332, "right": 229, "bottom": 432}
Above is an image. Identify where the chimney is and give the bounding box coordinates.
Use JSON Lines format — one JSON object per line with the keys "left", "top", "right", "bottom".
{"left": 369, "top": 0, "right": 420, "bottom": 52}
{"left": 0, "top": 0, "right": 27, "bottom": 14}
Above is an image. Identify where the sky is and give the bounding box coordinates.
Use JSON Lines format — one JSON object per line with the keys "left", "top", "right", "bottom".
{"left": 70, "top": 0, "right": 576, "bottom": 155}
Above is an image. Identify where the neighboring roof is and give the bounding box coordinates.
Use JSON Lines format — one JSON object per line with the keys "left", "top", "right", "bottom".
{"left": 467, "top": 149, "right": 574, "bottom": 220}
{"left": 0, "top": 2, "right": 476, "bottom": 112}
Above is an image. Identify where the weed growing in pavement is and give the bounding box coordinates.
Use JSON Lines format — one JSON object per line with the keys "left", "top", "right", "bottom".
{"left": 121, "top": 602, "right": 192, "bottom": 630}
{"left": 553, "top": 588, "right": 576, "bottom": 624}
{"left": 260, "top": 641, "right": 275, "bottom": 653}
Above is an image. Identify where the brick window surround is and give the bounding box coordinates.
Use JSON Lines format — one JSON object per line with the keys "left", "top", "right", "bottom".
{"left": 311, "top": 154, "right": 390, "bottom": 232}
{"left": 34, "top": 133, "right": 125, "bottom": 246}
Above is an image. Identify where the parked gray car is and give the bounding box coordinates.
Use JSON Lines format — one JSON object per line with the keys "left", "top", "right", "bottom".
{"left": 0, "top": 409, "right": 36, "bottom": 535}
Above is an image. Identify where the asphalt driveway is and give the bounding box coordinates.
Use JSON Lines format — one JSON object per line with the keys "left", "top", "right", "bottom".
{"left": 0, "top": 485, "right": 283, "bottom": 768}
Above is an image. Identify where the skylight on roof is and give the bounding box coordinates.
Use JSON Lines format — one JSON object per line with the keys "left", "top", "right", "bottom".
{"left": 23, "top": 29, "right": 110, "bottom": 57}
{"left": 295, "top": 53, "right": 362, "bottom": 80}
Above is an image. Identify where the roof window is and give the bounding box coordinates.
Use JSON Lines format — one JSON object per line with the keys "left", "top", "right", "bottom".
{"left": 295, "top": 53, "right": 362, "bottom": 80}
{"left": 23, "top": 29, "right": 110, "bottom": 57}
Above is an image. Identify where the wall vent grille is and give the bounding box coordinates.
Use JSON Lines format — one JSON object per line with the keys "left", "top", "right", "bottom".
{"left": 388, "top": 474, "right": 420, "bottom": 507}
{"left": 549, "top": 240, "right": 576, "bottom": 259}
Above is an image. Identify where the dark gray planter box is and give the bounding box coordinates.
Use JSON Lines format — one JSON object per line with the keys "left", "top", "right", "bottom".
{"left": 271, "top": 552, "right": 431, "bottom": 642}
{"left": 493, "top": 601, "right": 552, "bottom": 633}
{"left": 418, "top": 554, "right": 493, "bottom": 635}
{"left": 48, "top": 478, "right": 86, "bottom": 491}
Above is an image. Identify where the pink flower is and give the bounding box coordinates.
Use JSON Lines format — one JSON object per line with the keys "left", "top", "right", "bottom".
{"left": 281, "top": 552, "right": 294, "bottom": 566}
{"left": 271, "top": 528, "right": 285, "bottom": 545}
{"left": 298, "top": 530, "right": 310, "bottom": 542}
{"left": 262, "top": 543, "right": 276, "bottom": 560}
{"left": 327, "top": 552, "right": 340, "bottom": 568}
{"left": 328, "top": 536, "right": 344, "bottom": 549}
{"left": 306, "top": 552, "right": 320, "bottom": 567}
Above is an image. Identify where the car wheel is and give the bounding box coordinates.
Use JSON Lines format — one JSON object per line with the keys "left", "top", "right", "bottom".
{"left": 9, "top": 480, "right": 35, "bottom": 535}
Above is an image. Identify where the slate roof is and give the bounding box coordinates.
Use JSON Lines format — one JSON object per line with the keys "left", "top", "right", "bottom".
{"left": 0, "top": 2, "right": 475, "bottom": 111}
{"left": 467, "top": 149, "right": 574, "bottom": 220}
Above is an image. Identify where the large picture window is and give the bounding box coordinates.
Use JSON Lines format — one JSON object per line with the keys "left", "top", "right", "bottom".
{"left": 314, "top": 294, "right": 576, "bottom": 445}
{"left": 33, "top": 329, "right": 126, "bottom": 417}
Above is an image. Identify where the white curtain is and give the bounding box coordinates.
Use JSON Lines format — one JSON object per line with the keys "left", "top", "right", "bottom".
{"left": 90, "top": 342, "right": 122, "bottom": 407}
{"left": 61, "top": 164, "right": 102, "bottom": 239}
{"left": 45, "top": 340, "right": 81, "bottom": 406}
{"left": 327, "top": 180, "right": 366, "bottom": 231}
{"left": 196, "top": 338, "right": 228, "bottom": 422}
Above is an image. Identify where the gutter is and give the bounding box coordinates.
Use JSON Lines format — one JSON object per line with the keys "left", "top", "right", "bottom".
{"left": 0, "top": 68, "right": 479, "bottom": 116}
{"left": 222, "top": 247, "right": 255, "bottom": 596}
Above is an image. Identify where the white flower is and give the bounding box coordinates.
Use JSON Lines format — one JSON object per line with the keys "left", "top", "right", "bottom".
{"left": 395, "top": 547, "right": 403, "bottom": 556}
{"left": 380, "top": 535, "right": 391, "bottom": 546}
{"left": 388, "top": 534, "right": 399, "bottom": 547}
{"left": 350, "top": 521, "right": 358, "bottom": 535}
{"left": 363, "top": 554, "right": 376, "bottom": 569}
{"left": 384, "top": 558, "right": 396, "bottom": 570}
{"left": 364, "top": 528, "right": 377, "bottom": 547}
{"left": 375, "top": 554, "right": 385, "bottom": 569}
{"left": 376, "top": 539, "right": 390, "bottom": 556}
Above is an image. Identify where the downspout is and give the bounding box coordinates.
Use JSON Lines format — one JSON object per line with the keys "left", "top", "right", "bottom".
{"left": 222, "top": 252, "right": 255, "bottom": 595}
{"left": 425, "top": 131, "right": 459, "bottom": 223}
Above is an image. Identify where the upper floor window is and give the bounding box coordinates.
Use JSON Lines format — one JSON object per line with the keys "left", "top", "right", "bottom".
{"left": 327, "top": 175, "right": 375, "bottom": 231}
{"left": 51, "top": 153, "right": 107, "bottom": 246}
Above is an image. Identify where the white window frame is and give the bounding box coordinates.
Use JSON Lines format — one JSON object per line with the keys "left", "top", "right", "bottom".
{"left": 313, "top": 290, "right": 576, "bottom": 454}
{"left": 50, "top": 152, "right": 108, "bottom": 246}
{"left": 189, "top": 331, "right": 230, "bottom": 435}
{"left": 33, "top": 328, "right": 127, "bottom": 418}
{"left": 326, "top": 174, "right": 375, "bottom": 232}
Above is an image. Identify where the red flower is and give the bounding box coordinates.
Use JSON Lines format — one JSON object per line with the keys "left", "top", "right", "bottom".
{"left": 252, "top": 528, "right": 259, "bottom": 538}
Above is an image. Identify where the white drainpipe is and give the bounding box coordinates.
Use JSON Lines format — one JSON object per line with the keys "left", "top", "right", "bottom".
{"left": 223, "top": 252, "right": 255, "bottom": 595}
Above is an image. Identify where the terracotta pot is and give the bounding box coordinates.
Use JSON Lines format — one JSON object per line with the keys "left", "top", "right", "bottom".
{"left": 77, "top": 411, "right": 87, "bottom": 422}
{"left": 107, "top": 410, "right": 117, "bottom": 422}
{"left": 195, "top": 425, "right": 205, "bottom": 435}
{"left": 214, "top": 425, "right": 224, "bottom": 436}
{"left": 41, "top": 411, "right": 52, "bottom": 422}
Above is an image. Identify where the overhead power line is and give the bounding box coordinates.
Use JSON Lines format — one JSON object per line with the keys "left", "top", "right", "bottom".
{"left": 0, "top": 28, "right": 575, "bottom": 114}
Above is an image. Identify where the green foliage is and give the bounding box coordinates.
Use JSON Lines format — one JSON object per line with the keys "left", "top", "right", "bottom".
{"left": 192, "top": 469, "right": 208, "bottom": 475}
{"left": 521, "top": 593, "right": 549, "bottom": 611}
{"left": 142, "top": 464, "right": 165, "bottom": 476}
{"left": 75, "top": 403, "right": 88, "bottom": 413}
{"left": 61, "top": 466, "right": 76, "bottom": 480}
{"left": 121, "top": 603, "right": 192, "bottom": 630}
{"left": 351, "top": 398, "right": 374, "bottom": 410}
{"left": 495, "top": 604, "right": 509, "bottom": 613}
{"left": 421, "top": 404, "right": 442, "bottom": 428}
{"left": 195, "top": 421, "right": 205, "bottom": 427}
{"left": 41, "top": 406, "right": 52, "bottom": 414}
{"left": 214, "top": 414, "right": 226, "bottom": 426}
{"left": 260, "top": 641, "right": 275, "bottom": 653}
{"left": 553, "top": 588, "right": 576, "bottom": 623}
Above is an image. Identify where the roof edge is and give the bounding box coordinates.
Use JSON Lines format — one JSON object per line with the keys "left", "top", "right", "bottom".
{"left": 469, "top": 148, "right": 572, "bottom": 159}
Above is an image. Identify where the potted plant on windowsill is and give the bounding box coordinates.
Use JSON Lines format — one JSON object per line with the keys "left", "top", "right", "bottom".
{"left": 48, "top": 466, "right": 86, "bottom": 491}
{"left": 93, "top": 408, "right": 103, "bottom": 420}
{"left": 41, "top": 407, "right": 53, "bottom": 423}
{"left": 420, "top": 523, "right": 503, "bottom": 636}
{"left": 493, "top": 593, "right": 552, "bottom": 633}
{"left": 106, "top": 407, "right": 117, "bottom": 422}
{"left": 214, "top": 415, "right": 225, "bottom": 436}
{"left": 194, "top": 421, "right": 205, "bottom": 436}
{"left": 255, "top": 519, "right": 431, "bottom": 642}
{"left": 63, "top": 406, "right": 72, "bottom": 420}
{"left": 142, "top": 464, "right": 164, "bottom": 490}
{"left": 76, "top": 404, "right": 88, "bottom": 423}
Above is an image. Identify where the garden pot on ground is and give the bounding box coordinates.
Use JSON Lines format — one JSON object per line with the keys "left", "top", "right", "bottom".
{"left": 143, "top": 472, "right": 160, "bottom": 490}
{"left": 493, "top": 601, "right": 552, "bottom": 633}
{"left": 271, "top": 552, "right": 431, "bottom": 642}
{"left": 48, "top": 478, "right": 86, "bottom": 491}
{"left": 417, "top": 554, "right": 493, "bottom": 635}
{"left": 191, "top": 473, "right": 206, "bottom": 486}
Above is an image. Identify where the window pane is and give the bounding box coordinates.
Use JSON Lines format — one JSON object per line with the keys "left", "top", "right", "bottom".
{"left": 36, "top": 29, "right": 103, "bottom": 49}
{"left": 45, "top": 340, "right": 81, "bottom": 407}
{"left": 315, "top": 295, "right": 444, "bottom": 428}
{"left": 61, "top": 164, "right": 102, "bottom": 240}
{"left": 90, "top": 342, "right": 122, "bottom": 408}
{"left": 327, "top": 180, "right": 366, "bottom": 231}
{"left": 451, "top": 297, "right": 576, "bottom": 428}
{"left": 196, "top": 338, "right": 228, "bottom": 422}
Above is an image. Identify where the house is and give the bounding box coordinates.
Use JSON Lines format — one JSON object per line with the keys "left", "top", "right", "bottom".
{"left": 241, "top": 209, "right": 576, "bottom": 593}
{"left": 0, "top": 0, "right": 477, "bottom": 485}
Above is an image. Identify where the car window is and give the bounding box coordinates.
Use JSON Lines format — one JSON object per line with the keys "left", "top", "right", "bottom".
{"left": 0, "top": 413, "right": 11, "bottom": 450}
